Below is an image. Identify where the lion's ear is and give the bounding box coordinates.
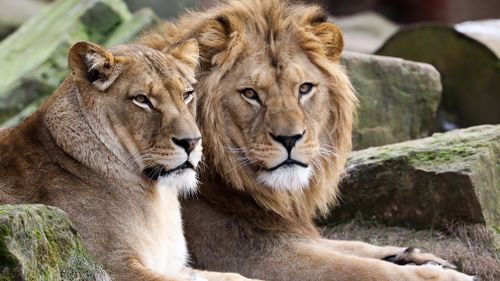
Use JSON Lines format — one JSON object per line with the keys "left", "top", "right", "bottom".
{"left": 68, "top": 41, "right": 118, "bottom": 91}
{"left": 311, "top": 22, "right": 344, "bottom": 62}
{"left": 196, "top": 14, "right": 236, "bottom": 67}
{"left": 299, "top": 8, "right": 344, "bottom": 62}
{"left": 168, "top": 39, "right": 200, "bottom": 70}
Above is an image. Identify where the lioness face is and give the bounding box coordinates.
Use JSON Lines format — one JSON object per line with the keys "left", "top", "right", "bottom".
{"left": 217, "top": 49, "right": 333, "bottom": 191}
{"left": 68, "top": 41, "right": 201, "bottom": 191}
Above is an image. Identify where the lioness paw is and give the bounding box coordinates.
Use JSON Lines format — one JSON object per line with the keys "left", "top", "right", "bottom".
{"left": 383, "top": 247, "right": 456, "bottom": 269}
{"left": 215, "top": 273, "right": 262, "bottom": 281}
{"left": 195, "top": 272, "right": 262, "bottom": 281}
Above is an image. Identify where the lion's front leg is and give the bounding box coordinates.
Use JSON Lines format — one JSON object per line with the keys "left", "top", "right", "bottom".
{"left": 316, "top": 238, "right": 456, "bottom": 268}
{"left": 284, "top": 241, "right": 476, "bottom": 281}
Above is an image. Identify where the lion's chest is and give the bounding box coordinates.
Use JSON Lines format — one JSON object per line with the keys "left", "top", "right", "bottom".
{"left": 139, "top": 186, "right": 187, "bottom": 278}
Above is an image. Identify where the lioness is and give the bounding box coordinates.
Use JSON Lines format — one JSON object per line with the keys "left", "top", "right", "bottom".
{"left": 0, "top": 40, "right": 257, "bottom": 281}
{"left": 140, "top": 0, "right": 476, "bottom": 280}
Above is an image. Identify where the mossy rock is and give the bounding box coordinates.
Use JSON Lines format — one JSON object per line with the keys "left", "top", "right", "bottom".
{"left": 0, "top": 204, "right": 110, "bottom": 280}
{"left": 322, "top": 125, "right": 500, "bottom": 246}
{"left": 343, "top": 52, "right": 442, "bottom": 150}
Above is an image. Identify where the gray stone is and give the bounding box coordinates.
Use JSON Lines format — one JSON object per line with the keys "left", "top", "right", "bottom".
{"left": 0, "top": 204, "right": 110, "bottom": 280}
{"left": 330, "top": 12, "right": 398, "bottom": 53}
{"left": 343, "top": 52, "right": 442, "bottom": 150}
{"left": 322, "top": 125, "right": 500, "bottom": 244}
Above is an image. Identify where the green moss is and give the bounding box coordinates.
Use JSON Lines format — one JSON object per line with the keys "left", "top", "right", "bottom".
{"left": 409, "top": 146, "right": 476, "bottom": 166}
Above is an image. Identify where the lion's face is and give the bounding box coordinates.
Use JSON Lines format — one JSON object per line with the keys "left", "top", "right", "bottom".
{"left": 218, "top": 49, "right": 334, "bottom": 190}
{"left": 68, "top": 41, "right": 201, "bottom": 191}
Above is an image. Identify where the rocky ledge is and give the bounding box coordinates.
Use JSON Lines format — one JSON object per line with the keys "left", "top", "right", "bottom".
{"left": 323, "top": 125, "right": 499, "bottom": 247}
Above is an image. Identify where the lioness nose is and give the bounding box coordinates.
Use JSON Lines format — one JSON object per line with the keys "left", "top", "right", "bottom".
{"left": 172, "top": 137, "right": 201, "bottom": 154}
{"left": 270, "top": 132, "right": 304, "bottom": 153}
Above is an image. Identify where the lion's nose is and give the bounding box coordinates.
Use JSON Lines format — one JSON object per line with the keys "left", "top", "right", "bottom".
{"left": 270, "top": 131, "right": 304, "bottom": 153}
{"left": 172, "top": 137, "right": 201, "bottom": 154}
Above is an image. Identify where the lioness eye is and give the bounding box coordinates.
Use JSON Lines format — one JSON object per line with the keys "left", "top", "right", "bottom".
{"left": 183, "top": 90, "right": 194, "bottom": 104}
{"left": 240, "top": 88, "right": 261, "bottom": 105}
{"left": 132, "top": 94, "right": 153, "bottom": 111}
{"left": 299, "top": 83, "right": 314, "bottom": 96}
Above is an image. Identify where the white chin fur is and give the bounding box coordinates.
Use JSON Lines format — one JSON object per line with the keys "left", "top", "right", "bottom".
{"left": 157, "top": 168, "right": 198, "bottom": 196}
{"left": 257, "top": 166, "right": 312, "bottom": 191}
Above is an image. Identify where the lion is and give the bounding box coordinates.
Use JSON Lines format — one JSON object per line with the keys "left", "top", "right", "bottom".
{"left": 0, "top": 40, "right": 259, "bottom": 281}
{"left": 138, "top": 0, "right": 478, "bottom": 280}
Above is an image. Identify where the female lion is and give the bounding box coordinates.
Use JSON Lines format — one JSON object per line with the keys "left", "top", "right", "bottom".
{"left": 0, "top": 40, "right": 258, "bottom": 281}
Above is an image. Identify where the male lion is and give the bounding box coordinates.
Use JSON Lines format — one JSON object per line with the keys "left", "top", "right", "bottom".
{"left": 141, "top": 0, "right": 476, "bottom": 280}
{"left": 0, "top": 40, "right": 257, "bottom": 281}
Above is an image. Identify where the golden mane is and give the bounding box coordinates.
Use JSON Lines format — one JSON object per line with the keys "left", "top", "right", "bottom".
{"left": 140, "top": 0, "right": 357, "bottom": 223}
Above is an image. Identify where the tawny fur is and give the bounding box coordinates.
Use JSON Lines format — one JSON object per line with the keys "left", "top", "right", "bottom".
{"left": 0, "top": 41, "right": 257, "bottom": 281}
{"left": 140, "top": 0, "right": 476, "bottom": 280}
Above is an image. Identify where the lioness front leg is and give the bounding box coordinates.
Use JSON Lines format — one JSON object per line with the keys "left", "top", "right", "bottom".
{"left": 317, "top": 238, "right": 456, "bottom": 268}
{"left": 124, "top": 260, "right": 259, "bottom": 281}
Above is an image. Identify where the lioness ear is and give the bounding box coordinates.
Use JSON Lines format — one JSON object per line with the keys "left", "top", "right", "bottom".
{"left": 68, "top": 41, "right": 118, "bottom": 91}
{"left": 168, "top": 39, "right": 200, "bottom": 70}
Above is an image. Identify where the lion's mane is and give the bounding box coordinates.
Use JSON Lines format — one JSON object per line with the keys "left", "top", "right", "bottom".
{"left": 141, "top": 0, "right": 357, "bottom": 223}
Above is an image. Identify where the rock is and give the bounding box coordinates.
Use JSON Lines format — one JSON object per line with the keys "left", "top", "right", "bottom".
{"left": 0, "top": 0, "right": 131, "bottom": 125}
{"left": 343, "top": 52, "right": 442, "bottom": 150}
{"left": 0, "top": 204, "right": 110, "bottom": 280}
{"left": 330, "top": 12, "right": 398, "bottom": 53}
{"left": 376, "top": 21, "right": 500, "bottom": 131}
{"left": 322, "top": 125, "right": 500, "bottom": 240}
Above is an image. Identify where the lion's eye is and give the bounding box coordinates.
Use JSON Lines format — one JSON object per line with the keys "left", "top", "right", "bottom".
{"left": 299, "top": 83, "right": 314, "bottom": 96}
{"left": 240, "top": 88, "right": 260, "bottom": 104}
{"left": 183, "top": 90, "right": 194, "bottom": 104}
{"left": 132, "top": 93, "right": 153, "bottom": 111}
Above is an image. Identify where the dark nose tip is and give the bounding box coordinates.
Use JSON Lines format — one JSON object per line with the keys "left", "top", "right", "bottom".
{"left": 172, "top": 137, "right": 201, "bottom": 154}
{"left": 270, "top": 132, "right": 304, "bottom": 153}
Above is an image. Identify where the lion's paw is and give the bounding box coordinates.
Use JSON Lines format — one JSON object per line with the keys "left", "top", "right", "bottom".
{"left": 383, "top": 247, "right": 457, "bottom": 269}
{"left": 413, "top": 263, "right": 478, "bottom": 281}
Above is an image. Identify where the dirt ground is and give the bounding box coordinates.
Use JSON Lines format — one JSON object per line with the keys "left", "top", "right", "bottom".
{"left": 321, "top": 221, "right": 499, "bottom": 281}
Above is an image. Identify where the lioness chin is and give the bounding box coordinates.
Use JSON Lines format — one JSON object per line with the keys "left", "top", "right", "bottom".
{"left": 140, "top": 0, "right": 476, "bottom": 280}
{"left": 0, "top": 40, "right": 258, "bottom": 281}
